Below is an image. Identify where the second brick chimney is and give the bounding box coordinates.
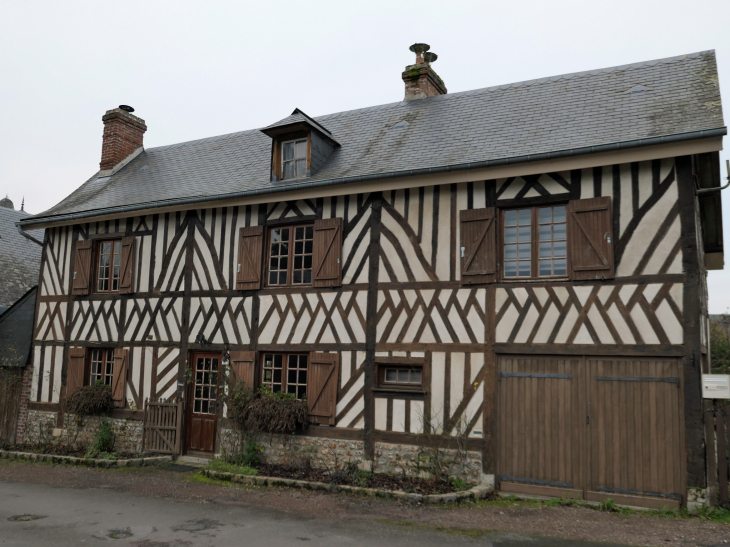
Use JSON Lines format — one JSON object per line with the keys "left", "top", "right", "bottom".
{"left": 402, "top": 43, "right": 447, "bottom": 101}
{"left": 100, "top": 106, "right": 147, "bottom": 173}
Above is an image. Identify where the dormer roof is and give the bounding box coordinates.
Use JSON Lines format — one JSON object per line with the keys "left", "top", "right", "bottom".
{"left": 261, "top": 108, "right": 340, "bottom": 145}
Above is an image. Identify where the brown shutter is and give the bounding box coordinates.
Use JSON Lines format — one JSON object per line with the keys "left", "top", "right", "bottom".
{"left": 229, "top": 351, "right": 257, "bottom": 392}
{"left": 119, "top": 236, "right": 136, "bottom": 294}
{"left": 307, "top": 352, "right": 339, "bottom": 425}
{"left": 112, "top": 348, "right": 128, "bottom": 405}
{"left": 460, "top": 207, "right": 497, "bottom": 284}
{"left": 312, "top": 218, "right": 343, "bottom": 288}
{"left": 568, "top": 197, "right": 614, "bottom": 280}
{"left": 236, "top": 226, "right": 263, "bottom": 290}
{"left": 71, "top": 240, "right": 93, "bottom": 295}
{"left": 66, "top": 347, "right": 86, "bottom": 394}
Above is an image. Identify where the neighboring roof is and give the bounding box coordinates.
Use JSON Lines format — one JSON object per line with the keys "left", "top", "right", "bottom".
{"left": 0, "top": 207, "right": 44, "bottom": 308}
{"left": 22, "top": 50, "right": 725, "bottom": 226}
{"left": 0, "top": 286, "right": 37, "bottom": 368}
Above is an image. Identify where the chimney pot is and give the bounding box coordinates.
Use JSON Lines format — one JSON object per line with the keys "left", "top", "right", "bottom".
{"left": 402, "top": 44, "right": 447, "bottom": 101}
{"left": 100, "top": 107, "right": 146, "bottom": 172}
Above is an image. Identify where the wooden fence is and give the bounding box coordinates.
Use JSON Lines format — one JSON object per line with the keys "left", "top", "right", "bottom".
{"left": 142, "top": 400, "right": 183, "bottom": 454}
{"left": 706, "top": 404, "right": 729, "bottom": 507}
{"left": 0, "top": 368, "right": 22, "bottom": 444}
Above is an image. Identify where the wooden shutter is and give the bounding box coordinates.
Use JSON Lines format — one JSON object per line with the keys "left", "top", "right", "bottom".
{"left": 119, "top": 236, "right": 136, "bottom": 294}
{"left": 66, "top": 347, "right": 86, "bottom": 394}
{"left": 229, "top": 351, "right": 257, "bottom": 392}
{"left": 568, "top": 197, "right": 614, "bottom": 280}
{"left": 112, "top": 348, "right": 128, "bottom": 405}
{"left": 460, "top": 207, "right": 497, "bottom": 284}
{"left": 236, "top": 226, "right": 263, "bottom": 290}
{"left": 312, "top": 218, "right": 343, "bottom": 288}
{"left": 307, "top": 352, "right": 339, "bottom": 425}
{"left": 71, "top": 240, "right": 93, "bottom": 295}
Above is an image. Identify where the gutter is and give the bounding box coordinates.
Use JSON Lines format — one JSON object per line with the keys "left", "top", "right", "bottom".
{"left": 18, "top": 127, "right": 727, "bottom": 228}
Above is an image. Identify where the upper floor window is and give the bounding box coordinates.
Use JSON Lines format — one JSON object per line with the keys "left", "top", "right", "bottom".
{"left": 282, "top": 138, "right": 307, "bottom": 180}
{"left": 97, "top": 239, "right": 122, "bottom": 292}
{"left": 90, "top": 348, "right": 114, "bottom": 386}
{"left": 503, "top": 205, "right": 567, "bottom": 278}
{"left": 267, "top": 225, "right": 314, "bottom": 286}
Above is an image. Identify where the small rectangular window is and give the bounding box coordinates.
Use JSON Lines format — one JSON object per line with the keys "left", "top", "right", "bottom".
{"left": 502, "top": 205, "right": 567, "bottom": 279}
{"left": 261, "top": 353, "right": 308, "bottom": 399}
{"left": 377, "top": 364, "right": 424, "bottom": 390}
{"left": 90, "top": 348, "right": 114, "bottom": 386}
{"left": 266, "top": 225, "right": 313, "bottom": 287}
{"left": 282, "top": 138, "right": 307, "bottom": 180}
{"left": 96, "top": 239, "right": 122, "bottom": 292}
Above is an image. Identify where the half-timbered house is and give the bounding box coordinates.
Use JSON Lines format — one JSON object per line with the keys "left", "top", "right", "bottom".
{"left": 18, "top": 46, "right": 726, "bottom": 509}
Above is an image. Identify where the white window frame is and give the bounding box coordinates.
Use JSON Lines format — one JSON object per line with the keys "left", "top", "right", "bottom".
{"left": 281, "top": 138, "right": 307, "bottom": 180}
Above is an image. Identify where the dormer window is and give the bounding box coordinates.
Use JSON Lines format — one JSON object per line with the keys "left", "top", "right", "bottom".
{"left": 282, "top": 138, "right": 308, "bottom": 180}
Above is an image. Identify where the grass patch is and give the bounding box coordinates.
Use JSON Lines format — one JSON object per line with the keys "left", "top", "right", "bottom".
{"left": 207, "top": 458, "right": 258, "bottom": 476}
{"left": 184, "top": 472, "right": 236, "bottom": 487}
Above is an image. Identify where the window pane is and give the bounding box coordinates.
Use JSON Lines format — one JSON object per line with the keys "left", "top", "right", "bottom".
{"left": 504, "top": 244, "right": 517, "bottom": 260}
{"left": 554, "top": 259, "right": 567, "bottom": 276}
{"left": 298, "top": 386, "right": 306, "bottom": 399}
{"left": 505, "top": 210, "right": 517, "bottom": 226}
{"left": 303, "top": 270, "right": 311, "bottom": 283}
{"left": 288, "top": 369, "right": 297, "bottom": 383}
{"left": 398, "top": 369, "right": 409, "bottom": 383}
{"left": 295, "top": 227, "right": 304, "bottom": 239}
{"left": 305, "top": 227, "right": 313, "bottom": 239}
{"left": 505, "top": 262, "right": 517, "bottom": 277}
{"left": 553, "top": 223, "right": 566, "bottom": 240}
{"left": 295, "top": 140, "right": 307, "bottom": 158}
{"left": 304, "top": 241, "right": 312, "bottom": 254}
{"left": 538, "top": 208, "right": 552, "bottom": 224}
{"left": 517, "top": 226, "right": 530, "bottom": 242}
{"left": 539, "top": 260, "right": 552, "bottom": 276}
{"left": 283, "top": 161, "right": 293, "bottom": 179}
{"left": 293, "top": 271, "right": 301, "bottom": 284}
{"left": 283, "top": 142, "right": 294, "bottom": 160}
{"left": 279, "top": 257, "right": 288, "bottom": 270}
{"left": 504, "top": 227, "right": 517, "bottom": 244}
{"left": 304, "top": 255, "right": 312, "bottom": 269}
{"left": 518, "top": 261, "right": 531, "bottom": 276}
{"left": 553, "top": 240, "right": 567, "bottom": 257}
{"left": 539, "top": 242, "right": 552, "bottom": 258}
{"left": 294, "top": 256, "right": 302, "bottom": 269}
{"left": 264, "top": 369, "right": 272, "bottom": 382}
{"left": 385, "top": 369, "right": 397, "bottom": 382}
{"left": 274, "top": 355, "right": 283, "bottom": 367}
{"left": 273, "top": 369, "right": 282, "bottom": 383}
{"left": 295, "top": 242, "right": 303, "bottom": 254}
{"left": 287, "top": 385, "right": 296, "bottom": 395}
{"left": 269, "top": 272, "right": 277, "bottom": 285}
{"left": 279, "top": 271, "right": 287, "bottom": 284}
{"left": 553, "top": 206, "right": 566, "bottom": 223}
{"left": 411, "top": 369, "right": 422, "bottom": 384}
{"left": 299, "top": 370, "right": 307, "bottom": 384}
{"left": 281, "top": 229, "right": 289, "bottom": 241}
{"left": 518, "top": 244, "right": 531, "bottom": 260}
{"left": 539, "top": 224, "right": 552, "bottom": 241}
{"left": 518, "top": 209, "right": 531, "bottom": 225}
{"left": 296, "top": 159, "right": 306, "bottom": 177}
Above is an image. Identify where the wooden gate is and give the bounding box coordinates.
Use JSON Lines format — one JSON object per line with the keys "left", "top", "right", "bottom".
{"left": 0, "top": 368, "right": 22, "bottom": 443}
{"left": 142, "top": 400, "right": 183, "bottom": 454}
{"left": 706, "top": 405, "right": 729, "bottom": 507}
{"left": 498, "top": 355, "right": 684, "bottom": 509}
{"left": 497, "top": 355, "right": 586, "bottom": 498}
{"left": 585, "top": 358, "right": 683, "bottom": 510}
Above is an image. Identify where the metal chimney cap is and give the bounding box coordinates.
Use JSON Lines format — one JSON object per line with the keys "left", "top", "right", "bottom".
{"left": 119, "top": 105, "right": 135, "bottom": 113}
{"left": 424, "top": 52, "right": 438, "bottom": 63}
{"left": 409, "top": 43, "right": 430, "bottom": 55}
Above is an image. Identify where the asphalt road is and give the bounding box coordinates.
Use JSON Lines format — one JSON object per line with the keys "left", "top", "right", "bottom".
{"left": 0, "top": 480, "right": 627, "bottom": 547}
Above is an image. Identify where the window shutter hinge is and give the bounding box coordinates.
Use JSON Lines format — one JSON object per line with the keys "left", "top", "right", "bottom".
{"left": 461, "top": 246, "right": 465, "bottom": 258}
{"left": 337, "top": 258, "right": 340, "bottom": 264}
{"left": 73, "top": 272, "right": 77, "bottom": 279}
{"left": 237, "top": 264, "right": 241, "bottom": 273}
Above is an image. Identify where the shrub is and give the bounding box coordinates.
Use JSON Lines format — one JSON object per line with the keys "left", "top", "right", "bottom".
{"left": 86, "top": 416, "right": 115, "bottom": 457}
{"left": 65, "top": 384, "right": 115, "bottom": 416}
{"left": 229, "top": 384, "right": 308, "bottom": 435}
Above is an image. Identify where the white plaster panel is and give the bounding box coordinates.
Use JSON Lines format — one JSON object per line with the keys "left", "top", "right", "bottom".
{"left": 374, "top": 398, "right": 387, "bottom": 431}
{"left": 410, "top": 400, "right": 424, "bottom": 434}
{"left": 656, "top": 300, "right": 683, "bottom": 344}
{"left": 436, "top": 186, "right": 452, "bottom": 281}
{"left": 392, "top": 399, "right": 407, "bottom": 432}
{"left": 630, "top": 306, "right": 660, "bottom": 344}
{"left": 450, "top": 353, "right": 465, "bottom": 418}
{"left": 430, "top": 352, "right": 446, "bottom": 433}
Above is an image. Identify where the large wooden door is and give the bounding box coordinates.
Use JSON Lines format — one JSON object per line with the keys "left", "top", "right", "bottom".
{"left": 497, "top": 355, "right": 586, "bottom": 498}
{"left": 586, "top": 358, "right": 683, "bottom": 509}
{"left": 186, "top": 353, "right": 221, "bottom": 454}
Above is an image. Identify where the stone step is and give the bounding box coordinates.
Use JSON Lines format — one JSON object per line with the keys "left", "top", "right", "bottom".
{"left": 176, "top": 455, "right": 211, "bottom": 466}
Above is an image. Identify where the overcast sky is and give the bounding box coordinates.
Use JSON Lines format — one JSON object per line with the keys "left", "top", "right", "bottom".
{"left": 3, "top": 0, "right": 730, "bottom": 312}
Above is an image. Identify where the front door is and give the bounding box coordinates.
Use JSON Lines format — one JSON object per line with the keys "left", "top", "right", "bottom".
{"left": 186, "top": 353, "right": 221, "bottom": 454}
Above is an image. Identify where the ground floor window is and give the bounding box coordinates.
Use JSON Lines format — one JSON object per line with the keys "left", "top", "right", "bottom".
{"left": 90, "top": 348, "right": 114, "bottom": 386}
{"left": 261, "top": 353, "right": 308, "bottom": 399}
{"left": 193, "top": 355, "right": 219, "bottom": 414}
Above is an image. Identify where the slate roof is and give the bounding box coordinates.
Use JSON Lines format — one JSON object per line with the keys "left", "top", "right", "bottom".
{"left": 0, "top": 286, "right": 37, "bottom": 368}
{"left": 0, "top": 207, "right": 43, "bottom": 308}
{"left": 22, "top": 50, "right": 725, "bottom": 225}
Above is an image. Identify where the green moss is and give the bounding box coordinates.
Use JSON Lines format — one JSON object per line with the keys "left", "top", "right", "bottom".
{"left": 207, "top": 458, "right": 258, "bottom": 476}
{"left": 407, "top": 67, "right": 421, "bottom": 81}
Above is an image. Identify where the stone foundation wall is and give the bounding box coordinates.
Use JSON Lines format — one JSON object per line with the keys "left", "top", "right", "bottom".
{"left": 24, "top": 409, "right": 143, "bottom": 453}
{"left": 219, "top": 429, "right": 482, "bottom": 484}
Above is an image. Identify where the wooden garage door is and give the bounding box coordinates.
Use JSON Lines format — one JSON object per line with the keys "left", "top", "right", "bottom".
{"left": 498, "top": 355, "right": 586, "bottom": 499}
{"left": 586, "top": 358, "right": 683, "bottom": 509}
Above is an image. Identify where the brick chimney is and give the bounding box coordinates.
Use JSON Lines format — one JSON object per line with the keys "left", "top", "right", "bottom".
{"left": 402, "top": 43, "right": 447, "bottom": 101}
{"left": 100, "top": 106, "right": 147, "bottom": 172}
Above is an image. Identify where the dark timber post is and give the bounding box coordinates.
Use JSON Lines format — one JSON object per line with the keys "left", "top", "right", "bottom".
{"left": 676, "top": 155, "right": 706, "bottom": 490}
{"left": 364, "top": 193, "right": 383, "bottom": 461}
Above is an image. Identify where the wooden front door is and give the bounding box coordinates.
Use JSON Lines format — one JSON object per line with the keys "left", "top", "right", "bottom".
{"left": 186, "top": 353, "right": 221, "bottom": 454}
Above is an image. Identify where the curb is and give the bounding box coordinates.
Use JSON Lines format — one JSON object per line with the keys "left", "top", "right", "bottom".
{"left": 201, "top": 469, "right": 493, "bottom": 504}
{"left": 0, "top": 450, "right": 172, "bottom": 468}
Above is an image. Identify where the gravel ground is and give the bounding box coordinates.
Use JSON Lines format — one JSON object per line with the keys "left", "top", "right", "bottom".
{"left": 0, "top": 459, "right": 728, "bottom": 547}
